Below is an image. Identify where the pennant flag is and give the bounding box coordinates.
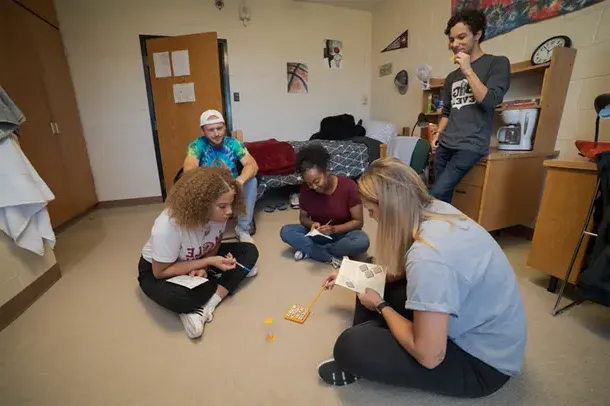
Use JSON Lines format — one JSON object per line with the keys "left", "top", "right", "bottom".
{"left": 381, "top": 30, "right": 408, "bottom": 53}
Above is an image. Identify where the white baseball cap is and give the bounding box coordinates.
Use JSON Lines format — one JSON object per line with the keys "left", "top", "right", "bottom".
{"left": 200, "top": 109, "right": 225, "bottom": 127}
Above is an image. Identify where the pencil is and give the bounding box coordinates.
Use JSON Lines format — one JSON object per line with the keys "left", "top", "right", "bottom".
{"left": 307, "top": 286, "right": 326, "bottom": 309}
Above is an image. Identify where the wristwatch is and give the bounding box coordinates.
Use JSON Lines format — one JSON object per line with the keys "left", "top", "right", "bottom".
{"left": 376, "top": 301, "right": 390, "bottom": 314}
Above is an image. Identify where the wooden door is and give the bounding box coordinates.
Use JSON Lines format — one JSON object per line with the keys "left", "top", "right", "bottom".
{"left": 28, "top": 11, "right": 98, "bottom": 216}
{"left": 0, "top": 0, "right": 73, "bottom": 227}
{"left": 15, "top": 0, "right": 59, "bottom": 27}
{"left": 145, "top": 33, "right": 223, "bottom": 193}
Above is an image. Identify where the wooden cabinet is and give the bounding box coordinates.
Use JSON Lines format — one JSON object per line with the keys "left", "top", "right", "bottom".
{"left": 452, "top": 163, "right": 485, "bottom": 220}
{"left": 528, "top": 159, "right": 598, "bottom": 283}
{"left": 0, "top": 0, "right": 96, "bottom": 227}
{"left": 450, "top": 153, "right": 553, "bottom": 231}
{"left": 28, "top": 10, "right": 97, "bottom": 214}
{"left": 14, "top": 0, "right": 59, "bottom": 27}
{"left": 453, "top": 183, "right": 483, "bottom": 220}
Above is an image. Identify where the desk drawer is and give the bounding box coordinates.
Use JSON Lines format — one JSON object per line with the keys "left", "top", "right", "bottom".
{"left": 460, "top": 164, "right": 486, "bottom": 187}
{"left": 452, "top": 184, "right": 482, "bottom": 220}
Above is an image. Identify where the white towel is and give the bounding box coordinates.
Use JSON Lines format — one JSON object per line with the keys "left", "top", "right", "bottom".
{"left": 0, "top": 134, "right": 56, "bottom": 255}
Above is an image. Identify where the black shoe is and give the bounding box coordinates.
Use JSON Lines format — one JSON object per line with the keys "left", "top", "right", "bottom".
{"left": 317, "top": 358, "right": 358, "bottom": 386}
{"left": 249, "top": 219, "right": 257, "bottom": 236}
{"left": 365, "top": 256, "right": 375, "bottom": 264}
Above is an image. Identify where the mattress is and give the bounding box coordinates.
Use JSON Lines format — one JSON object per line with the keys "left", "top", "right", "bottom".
{"left": 256, "top": 140, "right": 369, "bottom": 199}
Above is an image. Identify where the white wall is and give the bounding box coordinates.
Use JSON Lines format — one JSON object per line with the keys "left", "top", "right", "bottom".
{"left": 55, "top": 0, "right": 372, "bottom": 201}
{"left": 370, "top": 0, "right": 610, "bottom": 157}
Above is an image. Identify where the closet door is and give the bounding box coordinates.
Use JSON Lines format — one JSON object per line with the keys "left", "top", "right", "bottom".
{"left": 14, "top": 0, "right": 59, "bottom": 27}
{"left": 25, "top": 5, "right": 98, "bottom": 216}
{"left": 0, "top": 0, "right": 74, "bottom": 227}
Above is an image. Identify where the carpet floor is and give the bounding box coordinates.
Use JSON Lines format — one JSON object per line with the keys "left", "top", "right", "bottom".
{"left": 0, "top": 204, "right": 608, "bottom": 406}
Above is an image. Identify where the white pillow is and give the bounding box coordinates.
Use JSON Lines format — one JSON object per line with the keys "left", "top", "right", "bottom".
{"left": 363, "top": 120, "right": 397, "bottom": 144}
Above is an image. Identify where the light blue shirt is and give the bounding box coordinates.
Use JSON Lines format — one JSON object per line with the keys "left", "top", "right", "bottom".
{"left": 405, "top": 201, "right": 527, "bottom": 376}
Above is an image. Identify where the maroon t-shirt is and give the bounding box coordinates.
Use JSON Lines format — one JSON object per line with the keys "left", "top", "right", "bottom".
{"left": 299, "top": 176, "right": 361, "bottom": 226}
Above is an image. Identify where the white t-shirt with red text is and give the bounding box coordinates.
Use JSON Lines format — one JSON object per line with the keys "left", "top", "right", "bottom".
{"left": 141, "top": 209, "right": 225, "bottom": 263}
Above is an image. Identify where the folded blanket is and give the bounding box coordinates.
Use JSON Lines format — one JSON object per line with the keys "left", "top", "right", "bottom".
{"left": 244, "top": 139, "right": 296, "bottom": 176}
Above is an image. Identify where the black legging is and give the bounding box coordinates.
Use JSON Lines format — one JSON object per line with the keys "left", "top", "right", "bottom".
{"left": 333, "top": 279, "right": 510, "bottom": 398}
{"left": 138, "top": 242, "right": 258, "bottom": 314}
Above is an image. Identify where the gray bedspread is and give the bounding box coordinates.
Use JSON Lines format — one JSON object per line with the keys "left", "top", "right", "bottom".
{"left": 256, "top": 140, "right": 369, "bottom": 199}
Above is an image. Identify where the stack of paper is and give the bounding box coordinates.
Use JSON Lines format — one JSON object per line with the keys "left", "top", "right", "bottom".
{"left": 166, "top": 275, "right": 208, "bottom": 289}
{"left": 305, "top": 228, "right": 333, "bottom": 240}
{"left": 335, "top": 258, "right": 386, "bottom": 296}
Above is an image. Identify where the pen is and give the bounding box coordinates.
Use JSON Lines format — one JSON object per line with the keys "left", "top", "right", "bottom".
{"left": 235, "top": 260, "right": 253, "bottom": 273}
{"left": 226, "top": 253, "right": 252, "bottom": 274}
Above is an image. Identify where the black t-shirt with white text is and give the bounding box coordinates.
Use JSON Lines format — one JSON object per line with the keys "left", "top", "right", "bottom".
{"left": 440, "top": 54, "right": 510, "bottom": 155}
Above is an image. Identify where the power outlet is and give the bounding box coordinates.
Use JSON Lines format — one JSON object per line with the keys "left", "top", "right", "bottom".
{"left": 234, "top": 92, "right": 240, "bottom": 102}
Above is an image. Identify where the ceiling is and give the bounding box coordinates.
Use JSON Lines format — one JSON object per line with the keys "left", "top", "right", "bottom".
{"left": 294, "top": 0, "right": 385, "bottom": 12}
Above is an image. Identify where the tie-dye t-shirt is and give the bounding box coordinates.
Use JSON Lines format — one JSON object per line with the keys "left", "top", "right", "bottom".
{"left": 186, "top": 136, "right": 248, "bottom": 178}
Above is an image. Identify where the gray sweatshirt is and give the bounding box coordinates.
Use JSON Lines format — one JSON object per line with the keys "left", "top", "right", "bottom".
{"left": 440, "top": 54, "right": 510, "bottom": 155}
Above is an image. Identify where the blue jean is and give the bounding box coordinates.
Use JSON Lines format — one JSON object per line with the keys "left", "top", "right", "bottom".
{"left": 238, "top": 177, "right": 257, "bottom": 230}
{"left": 279, "top": 224, "right": 370, "bottom": 263}
{"left": 430, "top": 145, "right": 484, "bottom": 203}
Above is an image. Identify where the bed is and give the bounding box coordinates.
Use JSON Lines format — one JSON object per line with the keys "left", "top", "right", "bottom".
{"left": 232, "top": 131, "right": 388, "bottom": 199}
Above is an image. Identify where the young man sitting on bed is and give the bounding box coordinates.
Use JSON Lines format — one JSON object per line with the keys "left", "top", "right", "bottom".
{"left": 183, "top": 109, "right": 259, "bottom": 243}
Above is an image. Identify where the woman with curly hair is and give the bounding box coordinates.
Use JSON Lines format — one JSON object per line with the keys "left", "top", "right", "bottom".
{"left": 138, "top": 167, "right": 258, "bottom": 339}
{"left": 317, "top": 158, "right": 525, "bottom": 398}
{"left": 280, "top": 144, "right": 370, "bottom": 268}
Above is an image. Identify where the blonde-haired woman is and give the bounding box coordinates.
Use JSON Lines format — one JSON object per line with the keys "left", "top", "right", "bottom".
{"left": 138, "top": 167, "right": 258, "bottom": 339}
{"left": 317, "top": 158, "right": 526, "bottom": 398}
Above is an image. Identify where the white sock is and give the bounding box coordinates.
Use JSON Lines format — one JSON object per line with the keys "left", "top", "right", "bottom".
{"left": 206, "top": 293, "right": 222, "bottom": 309}
{"left": 202, "top": 294, "right": 223, "bottom": 321}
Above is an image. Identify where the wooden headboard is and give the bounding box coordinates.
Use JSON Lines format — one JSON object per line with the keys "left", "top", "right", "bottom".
{"left": 231, "top": 129, "right": 244, "bottom": 142}
{"left": 380, "top": 144, "right": 387, "bottom": 159}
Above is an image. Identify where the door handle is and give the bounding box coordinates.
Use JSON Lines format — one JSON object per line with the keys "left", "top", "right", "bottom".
{"left": 455, "top": 189, "right": 466, "bottom": 195}
{"left": 50, "top": 122, "right": 56, "bottom": 134}
{"left": 54, "top": 122, "right": 60, "bottom": 134}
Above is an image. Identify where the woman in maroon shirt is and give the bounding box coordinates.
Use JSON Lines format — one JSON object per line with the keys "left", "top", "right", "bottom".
{"left": 280, "top": 144, "right": 370, "bottom": 268}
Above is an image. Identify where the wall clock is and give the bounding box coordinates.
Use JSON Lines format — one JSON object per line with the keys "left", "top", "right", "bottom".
{"left": 531, "top": 35, "right": 572, "bottom": 65}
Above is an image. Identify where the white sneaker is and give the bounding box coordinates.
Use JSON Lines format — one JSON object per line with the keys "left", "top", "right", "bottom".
{"left": 294, "top": 251, "right": 308, "bottom": 261}
{"left": 179, "top": 308, "right": 207, "bottom": 339}
{"left": 235, "top": 225, "right": 254, "bottom": 243}
{"left": 330, "top": 257, "right": 343, "bottom": 269}
{"left": 201, "top": 306, "right": 215, "bottom": 323}
{"left": 246, "top": 266, "right": 258, "bottom": 278}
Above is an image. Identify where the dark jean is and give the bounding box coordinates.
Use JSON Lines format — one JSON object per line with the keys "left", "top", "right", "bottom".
{"left": 430, "top": 144, "right": 484, "bottom": 203}
{"left": 279, "top": 224, "right": 370, "bottom": 263}
{"left": 332, "top": 279, "right": 510, "bottom": 398}
{"left": 138, "top": 242, "right": 258, "bottom": 314}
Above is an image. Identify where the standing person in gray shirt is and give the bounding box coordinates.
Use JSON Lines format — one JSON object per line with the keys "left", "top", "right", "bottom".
{"left": 430, "top": 9, "right": 511, "bottom": 203}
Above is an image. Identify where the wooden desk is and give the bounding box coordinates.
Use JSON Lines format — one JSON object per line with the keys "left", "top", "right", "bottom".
{"left": 527, "top": 158, "right": 598, "bottom": 291}
{"left": 451, "top": 149, "right": 558, "bottom": 231}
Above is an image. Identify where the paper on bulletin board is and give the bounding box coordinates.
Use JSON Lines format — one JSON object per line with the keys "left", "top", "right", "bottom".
{"left": 153, "top": 51, "right": 172, "bottom": 78}
{"left": 173, "top": 82, "right": 196, "bottom": 103}
{"left": 171, "top": 50, "right": 191, "bottom": 76}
